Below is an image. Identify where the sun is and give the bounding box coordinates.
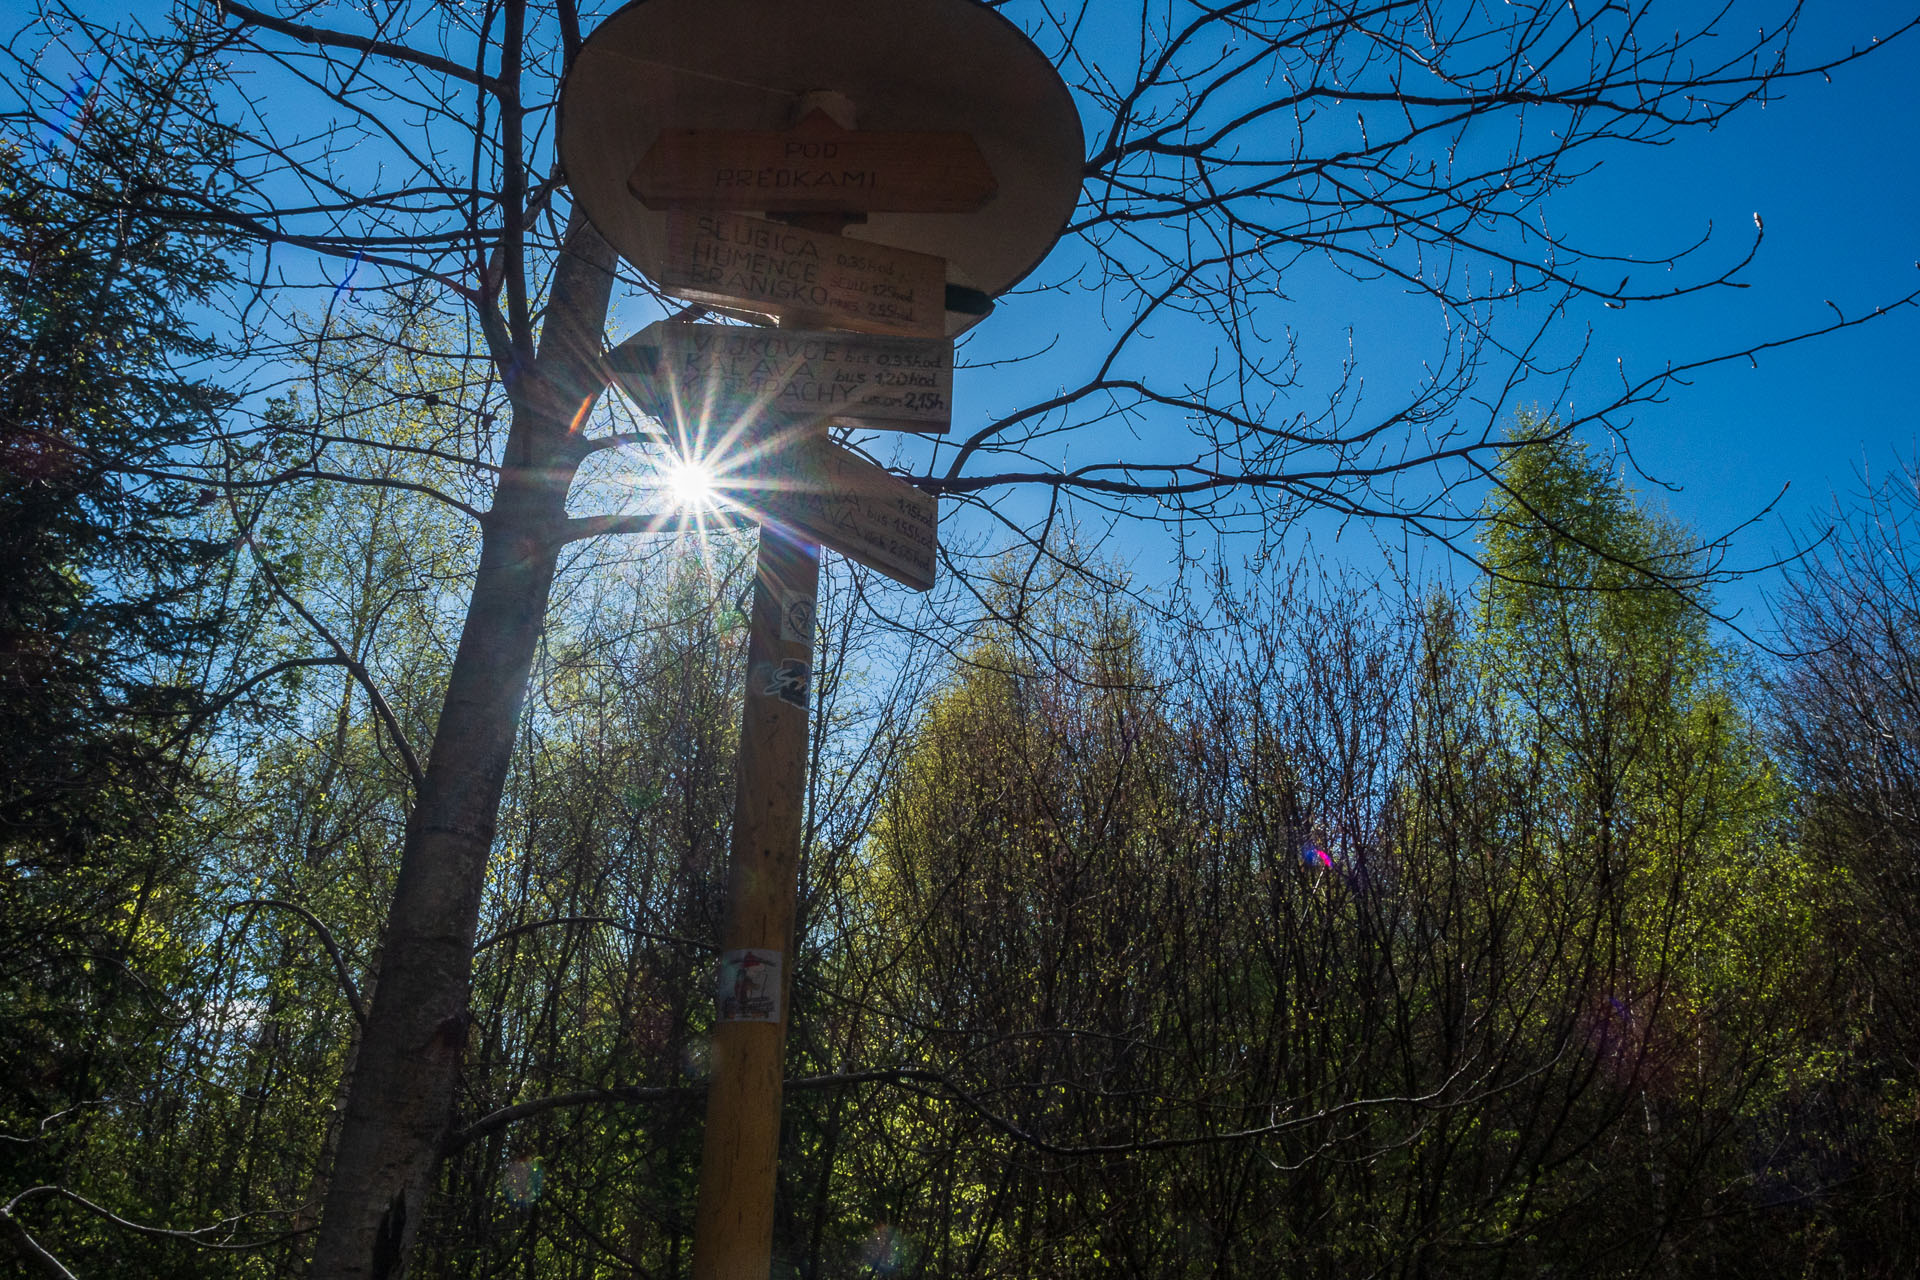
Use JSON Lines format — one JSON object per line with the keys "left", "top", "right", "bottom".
{"left": 659, "top": 454, "right": 718, "bottom": 509}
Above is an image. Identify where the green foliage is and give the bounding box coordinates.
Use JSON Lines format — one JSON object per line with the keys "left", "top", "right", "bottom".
{"left": 1471, "top": 424, "right": 1833, "bottom": 1270}
{"left": 0, "top": 53, "right": 239, "bottom": 828}
{"left": 0, "top": 49, "right": 243, "bottom": 1271}
{"left": 5, "top": 368, "right": 1913, "bottom": 1277}
{"left": 770, "top": 444, "right": 1835, "bottom": 1277}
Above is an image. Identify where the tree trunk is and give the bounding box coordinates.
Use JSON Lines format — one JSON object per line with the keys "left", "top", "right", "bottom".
{"left": 308, "top": 216, "right": 615, "bottom": 1279}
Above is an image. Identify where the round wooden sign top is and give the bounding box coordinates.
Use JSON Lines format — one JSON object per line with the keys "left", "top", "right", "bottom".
{"left": 559, "top": 0, "right": 1084, "bottom": 335}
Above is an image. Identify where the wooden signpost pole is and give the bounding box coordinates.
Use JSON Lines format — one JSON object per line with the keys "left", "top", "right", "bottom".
{"left": 561, "top": 12, "right": 1082, "bottom": 1273}
{"left": 691, "top": 516, "right": 819, "bottom": 1280}
{"left": 671, "top": 137, "right": 966, "bottom": 1280}
{"left": 691, "top": 168, "right": 846, "bottom": 1269}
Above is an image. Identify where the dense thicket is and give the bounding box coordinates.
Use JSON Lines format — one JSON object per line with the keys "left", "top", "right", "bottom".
{"left": 1771, "top": 464, "right": 1920, "bottom": 1272}
{"left": 7, "top": 415, "right": 1919, "bottom": 1276}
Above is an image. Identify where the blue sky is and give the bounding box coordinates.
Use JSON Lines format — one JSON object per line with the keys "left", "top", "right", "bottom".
{"left": 1548, "top": 4, "right": 1920, "bottom": 630}
{"left": 18, "top": 1, "right": 1915, "bottom": 636}
{"left": 889, "top": 2, "right": 1920, "bottom": 637}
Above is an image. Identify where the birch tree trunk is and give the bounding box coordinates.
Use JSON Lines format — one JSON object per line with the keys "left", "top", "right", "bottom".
{"left": 307, "top": 216, "right": 615, "bottom": 1279}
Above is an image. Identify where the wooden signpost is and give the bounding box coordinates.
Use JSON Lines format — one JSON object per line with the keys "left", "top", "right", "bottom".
{"left": 614, "top": 321, "right": 954, "bottom": 435}
{"left": 689, "top": 517, "right": 814, "bottom": 1280}
{"left": 631, "top": 110, "right": 997, "bottom": 214}
{"left": 659, "top": 210, "right": 948, "bottom": 337}
{"left": 739, "top": 430, "right": 938, "bottom": 591}
{"left": 559, "top": 4, "right": 1082, "bottom": 1274}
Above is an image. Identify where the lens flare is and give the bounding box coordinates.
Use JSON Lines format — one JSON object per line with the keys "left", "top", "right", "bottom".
{"left": 500, "top": 1156, "right": 544, "bottom": 1207}
{"left": 661, "top": 455, "right": 717, "bottom": 508}
{"left": 42, "top": 66, "right": 102, "bottom": 157}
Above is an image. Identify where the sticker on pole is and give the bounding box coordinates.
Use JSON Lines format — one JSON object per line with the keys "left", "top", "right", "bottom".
{"left": 779, "top": 589, "right": 816, "bottom": 646}
{"left": 716, "top": 949, "right": 782, "bottom": 1022}
{"left": 759, "top": 658, "right": 811, "bottom": 709}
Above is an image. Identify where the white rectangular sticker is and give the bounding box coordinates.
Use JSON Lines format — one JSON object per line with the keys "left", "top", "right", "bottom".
{"left": 716, "top": 949, "right": 782, "bottom": 1023}
{"left": 779, "top": 589, "right": 816, "bottom": 646}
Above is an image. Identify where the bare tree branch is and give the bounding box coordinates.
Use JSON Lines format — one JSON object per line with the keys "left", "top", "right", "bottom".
{"left": 2, "top": 1185, "right": 303, "bottom": 1253}
{"left": 218, "top": 1, "right": 508, "bottom": 98}
{"left": 234, "top": 899, "right": 369, "bottom": 1026}
{"left": 246, "top": 545, "right": 426, "bottom": 790}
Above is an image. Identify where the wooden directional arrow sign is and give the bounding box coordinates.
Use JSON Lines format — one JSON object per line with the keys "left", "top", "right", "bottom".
{"left": 630, "top": 110, "right": 997, "bottom": 214}
{"left": 659, "top": 211, "right": 948, "bottom": 338}
{"left": 726, "top": 432, "right": 937, "bottom": 591}
{"left": 612, "top": 322, "right": 953, "bottom": 435}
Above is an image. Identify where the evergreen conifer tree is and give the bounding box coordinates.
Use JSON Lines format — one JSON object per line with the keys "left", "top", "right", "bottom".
{"left": 0, "top": 63, "right": 235, "bottom": 844}
{"left": 0, "top": 49, "right": 239, "bottom": 1212}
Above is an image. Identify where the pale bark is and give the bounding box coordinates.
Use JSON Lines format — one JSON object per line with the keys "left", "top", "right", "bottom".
{"left": 307, "top": 214, "right": 616, "bottom": 1279}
